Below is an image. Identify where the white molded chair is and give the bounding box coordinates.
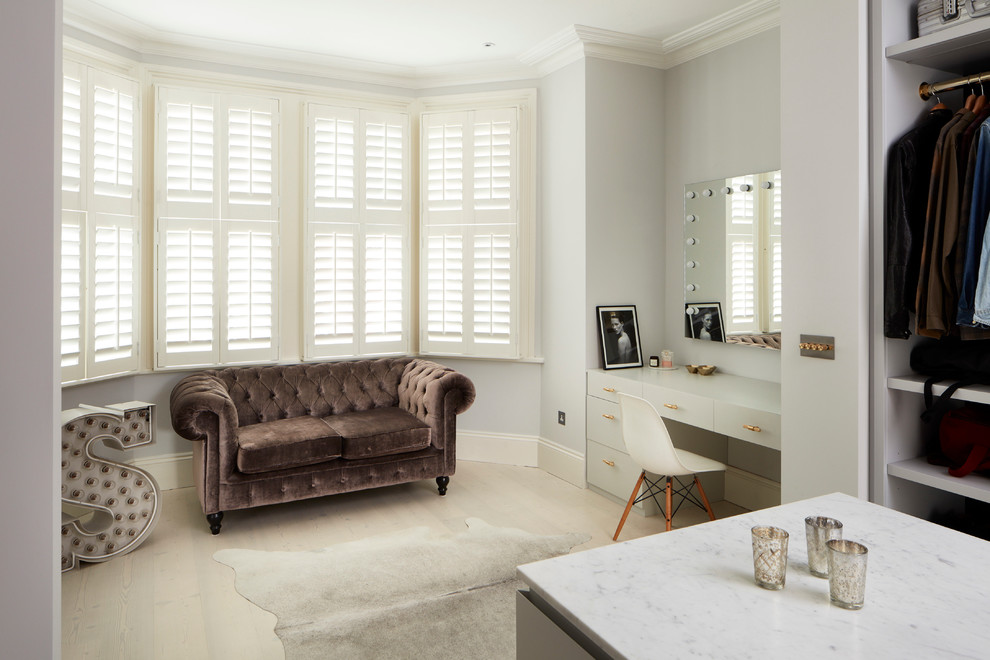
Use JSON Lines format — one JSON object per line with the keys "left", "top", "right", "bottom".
{"left": 613, "top": 393, "right": 726, "bottom": 541}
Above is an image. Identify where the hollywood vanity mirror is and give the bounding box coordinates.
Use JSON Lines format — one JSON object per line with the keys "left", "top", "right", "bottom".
{"left": 684, "top": 170, "right": 781, "bottom": 349}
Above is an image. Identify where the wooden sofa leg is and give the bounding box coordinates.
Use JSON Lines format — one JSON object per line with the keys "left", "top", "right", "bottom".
{"left": 436, "top": 476, "right": 450, "bottom": 496}
{"left": 207, "top": 512, "right": 224, "bottom": 535}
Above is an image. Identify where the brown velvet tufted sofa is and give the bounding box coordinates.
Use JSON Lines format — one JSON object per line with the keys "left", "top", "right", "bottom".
{"left": 170, "top": 357, "right": 475, "bottom": 534}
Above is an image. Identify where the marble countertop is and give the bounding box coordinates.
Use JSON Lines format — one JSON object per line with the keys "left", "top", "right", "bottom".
{"left": 518, "top": 493, "right": 990, "bottom": 659}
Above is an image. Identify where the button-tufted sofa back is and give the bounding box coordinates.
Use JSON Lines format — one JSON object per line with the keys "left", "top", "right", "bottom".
{"left": 206, "top": 358, "right": 414, "bottom": 426}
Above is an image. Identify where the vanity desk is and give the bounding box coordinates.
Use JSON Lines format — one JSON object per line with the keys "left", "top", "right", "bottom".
{"left": 586, "top": 367, "right": 781, "bottom": 512}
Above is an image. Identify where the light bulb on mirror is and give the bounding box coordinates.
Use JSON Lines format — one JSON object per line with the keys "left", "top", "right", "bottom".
{"left": 686, "top": 260, "right": 697, "bottom": 268}
{"left": 686, "top": 191, "right": 696, "bottom": 199}
{"left": 762, "top": 181, "right": 773, "bottom": 189}
{"left": 702, "top": 189, "right": 713, "bottom": 197}
{"left": 686, "top": 284, "right": 696, "bottom": 291}
{"left": 721, "top": 186, "right": 732, "bottom": 194}
{"left": 686, "top": 237, "right": 696, "bottom": 245}
{"left": 686, "top": 214, "right": 697, "bottom": 223}
{"left": 686, "top": 307, "right": 698, "bottom": 316}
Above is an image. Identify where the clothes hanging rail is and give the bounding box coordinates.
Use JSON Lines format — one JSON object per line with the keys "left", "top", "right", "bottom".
{"left": 919, "top": 70, "right": 990, "bottom": 100}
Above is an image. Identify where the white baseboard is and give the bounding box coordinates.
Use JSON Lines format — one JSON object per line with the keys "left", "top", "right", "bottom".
{"left": 128, "top": 433, "right": 589, "bottom": 493}
{"left": 131, "top": 452, "right": 194, "bottom": 491}
{"left": 536, "top": 438, "right": 586, "bottom": 488}
{"left": 131, "top": 432, "right": 544, "bottom": 491}
{"left": 457, "top": 430, "right": 539, "bottom": 466}
{"left": 725, "top": 466, "right": 780, "bottom": 511}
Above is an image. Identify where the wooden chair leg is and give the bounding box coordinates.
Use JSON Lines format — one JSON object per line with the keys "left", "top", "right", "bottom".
{"left": 694, "top": 475, "right": 716, "bottom": 521}
{"left": 613, "top": 471, "right": 646, "bottom": 541}
{"left": 665, "top": 477, "right": 673, "bottom": 531}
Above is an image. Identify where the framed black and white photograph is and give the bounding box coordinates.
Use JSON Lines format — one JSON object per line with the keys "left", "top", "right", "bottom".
{"left": 597, "top": 305, "right": 643, "bottom": 369}
{"left": 686, "top": 302, "right": 725, "bottom": 342}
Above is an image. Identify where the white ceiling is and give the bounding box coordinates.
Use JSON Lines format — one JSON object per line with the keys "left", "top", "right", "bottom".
{"left": 66, "top": 0, "right": 753, "bottom": 70}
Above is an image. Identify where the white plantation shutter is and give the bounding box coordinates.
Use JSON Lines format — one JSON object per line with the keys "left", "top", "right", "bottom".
{"left": 226, "top": 100, "right": 275, "bottom": 216}
{"left": 427, "top": 117, "right": 464, "bottom": 214}
{"left": 156, "top": 86, "right": 280, "bottom": 367}
{"left": 425, "top": 231, "right": 464, "bottom": 343}
{"left": 161, "top": 221, "right": 216, "bottom": 360}
{"left": 725, "top": 175, "right": 758, "bottom": 335}
{"left": 61, "top": 61, "right": 140, "bottom": 382}
{"left": 304, "top": 103, "right": 409, "bottom": 358}
{"left": 311, "top": 228, "right": 356, "bottom": 346}
{"left": 472, "top": 231, "right": 513, "bottom": 344}
{"left": 364, "top": 231, "right": 405, "bottom": 343}
{"left": 473, "top": 117, "right": 512, "bottom": 212}
{"left": 725, "top": 172, "right": 782, "bottom": 336}
{"left": 768, "top": 171, "right": 783, "bottom": 331}
{"left": 365, "top": 115, "right": 404, "bottom": 210}
{"left": 62, "top": 64, "right": 83, "bottom": 201}
{"left": 60, "top": 211, "right": 84, "bottom": 380}
{"left": 164, "top": 97, "right": 214, "bottom": 207}
{"left": 313, "top": 115, "right": 355, "bottom": 210}
{"left": 728, "top": 239, "right": 757, "bottom": 330}
{"left": 91, "top": 216, "right": 136, "bottom": 367}
{"left": 92, "top": 78, "right": 135, "bottom": 205}
{"left": 421, "top": 108, "right": 520, "bottom": 357}
{"left": 225, "top": 223, "right": 275, "bottom": 357}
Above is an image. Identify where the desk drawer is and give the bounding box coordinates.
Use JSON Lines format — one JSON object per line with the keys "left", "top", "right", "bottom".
{"left": 643, "top": 384, "right": 714, "bottom": 430}
{"left": 714, "top": 402, "right": 781, "bottom": 451}
{"left": 586, "top": 440, "right": 641, "bottom": 501}
{"left": 587, "top": 371, "right": 642, "bottom": 403}
{"left": 586, "top": 397, "right": 623, "bottom": 452}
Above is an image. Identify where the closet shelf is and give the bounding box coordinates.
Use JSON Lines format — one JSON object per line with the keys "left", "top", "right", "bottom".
{"left": 887, "top": 374, "right": 990, "bottom": 405}
{"left": 886, "top": 19, "right": 990, "bottom": 73}
{"left": 888, "top": 457, "right": 990, "bottom": 504}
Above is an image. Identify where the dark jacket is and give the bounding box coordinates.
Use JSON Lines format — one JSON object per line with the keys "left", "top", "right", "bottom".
{"left": 884, "top": 107, "right": 953, "bottom": 339}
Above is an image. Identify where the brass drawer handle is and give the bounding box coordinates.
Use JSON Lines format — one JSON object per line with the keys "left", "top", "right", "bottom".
{"left": 663, "top": 403, "right": 679, "bottom": 410}
{"left": 743, "top": 424, "right": 762, "bottom": 432}
{"left": 602, "top": 459, "right": 615, "bottom": 467}
{"left": 602, "top": 413, "right": 615, "bottom": 420}
{"left": 603, "top": 387, "right": 616, "bottom": 393}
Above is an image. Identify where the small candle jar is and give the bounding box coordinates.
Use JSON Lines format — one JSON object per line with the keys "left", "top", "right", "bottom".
{"left": 649, "top": 355, "right": 660, "bottom": 368}
{"left": 661, "top": 350, "right": 673, "bottom": 368}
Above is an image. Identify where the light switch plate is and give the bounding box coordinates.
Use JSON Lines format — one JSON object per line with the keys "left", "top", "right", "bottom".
{"left": 799, "top": 334, "right": 835, "bottom": 360}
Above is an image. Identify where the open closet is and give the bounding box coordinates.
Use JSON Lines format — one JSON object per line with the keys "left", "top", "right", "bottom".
{"left": 871, "top": 2, "right": 990, "bottom": 523}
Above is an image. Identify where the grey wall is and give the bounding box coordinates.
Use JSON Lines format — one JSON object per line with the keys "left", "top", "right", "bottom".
{"left": 538, "top": 60, "right": 588, "bottom": 456}
{"left": 1, "top": 2, "right": 60, "bottom": 656}
{"left": 663, "top": 28, "right": 782, "bottom": 383}
{"left": 585, "top": 58, "right": 666, "bottom": 366}
{"left": 780, "top": 3, "right": 869, "bottom": 501}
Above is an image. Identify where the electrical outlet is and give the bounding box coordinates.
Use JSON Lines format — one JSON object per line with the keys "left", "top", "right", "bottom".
{"left": 557, "top": 411, "right": 566, "bottom": 425}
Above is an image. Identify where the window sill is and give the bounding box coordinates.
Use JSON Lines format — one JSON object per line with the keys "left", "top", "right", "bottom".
{"left": 62, "top": 352, "right": 546, "bottom": 388}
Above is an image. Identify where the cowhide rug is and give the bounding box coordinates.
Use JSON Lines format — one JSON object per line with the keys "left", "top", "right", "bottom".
{"left": 213, "top": 518, "right": 589, "bottom": 659}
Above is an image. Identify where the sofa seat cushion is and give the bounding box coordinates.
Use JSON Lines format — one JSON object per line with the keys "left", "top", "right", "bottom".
{"left": 237, "top": 416, "right": 342, "bottom": 474}
{"left": 324, "top": 407, "right": 431, "bottom": 459}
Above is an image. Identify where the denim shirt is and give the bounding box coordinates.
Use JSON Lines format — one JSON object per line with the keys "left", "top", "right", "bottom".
{"left": 957, "top": 117, "right": 990, "bottom": 326}
{"left": 957, "top": 119, "right": 990, "bottom": 325}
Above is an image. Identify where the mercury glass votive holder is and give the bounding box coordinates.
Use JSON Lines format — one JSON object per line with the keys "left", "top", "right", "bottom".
{"left": 805, "top": 516, "right": 843, "bottom": 578}
{"left": 826, "top": 539, "right": 868, "bottom": 610}
{"left": 751, "top": 526, "right": 789, "bottom": 590}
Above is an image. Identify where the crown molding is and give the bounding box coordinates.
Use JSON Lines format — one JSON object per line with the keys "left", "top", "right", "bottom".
{"left": 521, "top": 2, "right": 780, "bottom": 76}
{"left": 661, "top": 0, "right": 780, "bottom": 69}
{"left": 520, "top": 25, "right": 664, "bottom": 75}
{"left": 64, "top": 0, "right": 539, "bottom": 90}
{"left": 64, "top": 0, "right": 780, "bottom": 88}
{"left": 517, "top": 25, "right": 586, "bottom": 75}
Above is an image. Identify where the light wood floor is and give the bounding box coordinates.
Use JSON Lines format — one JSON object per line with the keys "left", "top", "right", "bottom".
{"left": 61, "top": 461, "right": 746, "bottom": 659}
